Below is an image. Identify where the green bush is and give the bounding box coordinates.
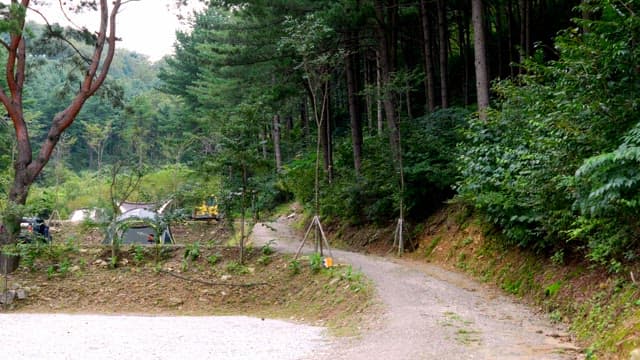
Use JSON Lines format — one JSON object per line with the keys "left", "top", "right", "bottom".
{"left": 285, "top": 108, "right": 467, "bottom": 226}
{"left": 457, "top": 1, "right": 640, "bottom": 263}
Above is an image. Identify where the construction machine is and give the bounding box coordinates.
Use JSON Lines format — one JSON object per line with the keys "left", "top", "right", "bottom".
{"left": 192, "top": 195, "right": 219, "bottom": 220}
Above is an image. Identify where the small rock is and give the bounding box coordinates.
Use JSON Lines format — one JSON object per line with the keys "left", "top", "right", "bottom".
{"left": 94, "top": 259, "right": 108, "bottom": 267}
{"left": 221, "top": 275, "right": 232, "bottom": 281}
{"left": 0, "top": 290, "right": 16, "bottom": 305}
{"left": 221, "top": 291, "right": 227, "bottom": 297}
{"left": 630, "top": 348, "right": 640, "bottom": 360}
{"left": 247, "top": 267, "right": 255, "bottom": 274}
{"left": 121, "top": 259, "right": 129, "bottom": 266}
{"left": 168, "top": 297, "right": 184, "bottom": 306}
{"left": 70, "top": 265, "right": 81, "bottom": 272}
{"left": 16, "top": 289, "right": 27, "bottom": 300}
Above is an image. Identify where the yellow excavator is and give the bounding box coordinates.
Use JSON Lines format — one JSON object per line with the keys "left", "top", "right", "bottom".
{"left": 192, "top": 195, "right": 219, "bottom": 220}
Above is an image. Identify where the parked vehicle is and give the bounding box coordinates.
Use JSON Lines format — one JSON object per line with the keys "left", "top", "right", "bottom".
{"left": 19, "top": 217, "right": 51, "bottom": 243}
{"left": 191, "top": 195, "right": 219, "bottom": 220}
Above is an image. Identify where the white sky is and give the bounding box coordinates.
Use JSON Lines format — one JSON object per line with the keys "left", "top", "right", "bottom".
{"left": 115, "top": 0, "right": 205, "bottom": 61}
{"left": 16, "top": 0, "right": 206, "bottom": 62}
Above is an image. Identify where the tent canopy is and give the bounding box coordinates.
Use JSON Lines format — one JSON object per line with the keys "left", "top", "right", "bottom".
{"left": 104, "top": 208, "right": 174, "bottom": 245}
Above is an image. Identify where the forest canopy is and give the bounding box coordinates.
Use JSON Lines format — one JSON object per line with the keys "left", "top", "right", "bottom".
{"left": 2, "top": 0, "right": 640, "bottom": 269}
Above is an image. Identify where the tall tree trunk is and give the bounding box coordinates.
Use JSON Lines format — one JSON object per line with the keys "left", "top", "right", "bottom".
{"left": 507, "top": 0, "right": 515, "bottom": 76}
{"left": 88, "top": 147, "right": 94, "bottom": 170}
{"left": 472, "top": 0, "right": 490, "bottom": 120}
{"left": 519, "top": 0, "right": 530, "bottom": 64}
{"left": 260, "top": 126, "right": 268, "bottom": 159}
{"left": 376, "top": 51, "right": 384, "bottom": 136}
{"left": 300, "top": 98, "right": 309, "bottom": 147}
{"left": 272, "top": 113, "right": 282, "bottom": 173}
{"left": 285, "top": 115, "right": 293, "bottom": 133}
{"left": 457, "top": 6, "right": 471, "bottom": 105}
{"left": 436, "top": 0, "right": 449, "bottom": 108}
{"left": 326, "top": 86, "right": 334, "bottom": 183}
{"left": 374, "top": 0, "right": 400, "bottom": 160}
{"left": 495, "top": 4, "right": 504, "bottom": 78}
{"left": 345, "top": 31, "right": 363, "bottom": 176}
{"left": 419, "top": 0, "right": 436, "bottom": 112}
{"left": 319, "top": 82, "right": 333, "bottom": 183}
{"left": 364, "top": 54, "right": 374, "bottom": 132}
{"left": 240, "top": 162, "right": 247, "bottom": 264}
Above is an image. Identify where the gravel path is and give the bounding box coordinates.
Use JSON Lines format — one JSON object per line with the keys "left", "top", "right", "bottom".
{"left": 0, "top": 314, "right": 328, "bottom": 360}
{"left": 251, "top": 218, "right": 582, "bottom": 360}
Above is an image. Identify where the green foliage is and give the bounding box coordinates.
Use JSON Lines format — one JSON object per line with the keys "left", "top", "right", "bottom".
{"left": 207, "top": 253, "right": 222, "bottom": 266}
{"left": 288, "top": 259, "right": 301, "bottom": 275}
{"left": 544, "top": 281, "right": 562, "bottom": 298}
{"left": 284, "top": 108, "right": 467, "bottom": 225}
{"left": 184, "top": 242, "right": 201, "bottom": 261}
{"left": 225, "top": 261, "right": 249, "bottom": 275}
{"left": 458, "top": 1, "right": 640, "bottom": 262}
{"left": 261, "top": 241, "right": 275, "bottom": 256}
{"left": 309, "top": 252, "right": 323, "bottom": 274}
{"left": 257, "top": 254, "right": 272, "bottom": 266}
{"left": 132, "top": 245, "right": 145, "bottom": 265}
{"left": 340, "top": 265, "right": 364, "bottom": 292}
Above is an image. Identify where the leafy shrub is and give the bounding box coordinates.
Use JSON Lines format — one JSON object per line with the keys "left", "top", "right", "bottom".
{"left": 288, "top": 259, "right": 301, "bottom": 275}
{"left": 288, "top": 108, "right": 467, "bottom": 226}
{"left": 309, "top": 252, "right": 322, "bottom": 273}
{"left": 261, "top": 241, "right": 275, "bottom": 256}
{"left": 257, "top": 254, "right": 272, "bottom": 266}
{"left": 226, "top": 261, "right": 249, "bottom": 274}
{"left": 184, "top": 242, "right": 201, "bottom": 261}
{"left": 132, "top": 245, "right": 146, "bottom": 264}
{"left": 207, "top": 253, "right": 221, "bottom": 266}
{"left": 457, "top": 2, "right": 640, "bottom": 262}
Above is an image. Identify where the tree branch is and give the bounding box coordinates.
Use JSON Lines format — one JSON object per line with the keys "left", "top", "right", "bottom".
{"left": 27, "top": 0, "right": 123, "bottom": 180}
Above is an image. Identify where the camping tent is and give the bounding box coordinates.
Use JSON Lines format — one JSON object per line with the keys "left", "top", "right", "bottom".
{"left": 104, "top": 207, "right": 174, "bottom": 245}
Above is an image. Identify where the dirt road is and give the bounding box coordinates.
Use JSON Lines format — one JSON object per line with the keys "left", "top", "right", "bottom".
{"left": 250, "top": 218, "right": 582, "bottom": 360}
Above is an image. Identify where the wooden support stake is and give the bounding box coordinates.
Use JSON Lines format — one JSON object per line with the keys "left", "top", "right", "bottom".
{"left": 295, "top": 215, "right": 332, "bottom": 259}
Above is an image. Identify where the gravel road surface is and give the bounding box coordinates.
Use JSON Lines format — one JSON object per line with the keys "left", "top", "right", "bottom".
{"left": 0, "top": 314, "right": 328, "bottom": 359}
{"left": 251, "top": 218, "right": 582, "bottom": 360}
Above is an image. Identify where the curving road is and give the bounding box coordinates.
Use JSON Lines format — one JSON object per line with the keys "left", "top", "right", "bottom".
{"left": 250, "top": 218, "right": 582, "bottom": 360}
